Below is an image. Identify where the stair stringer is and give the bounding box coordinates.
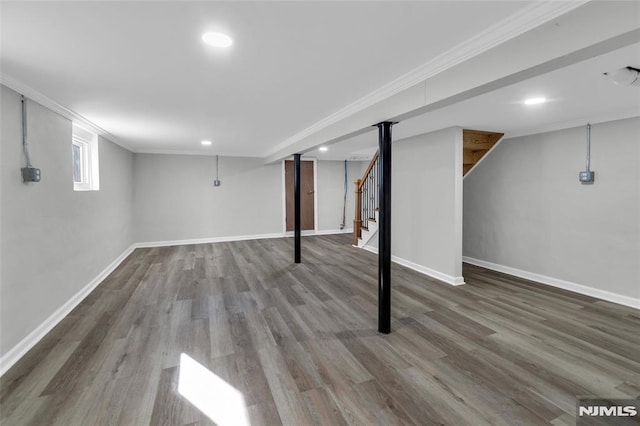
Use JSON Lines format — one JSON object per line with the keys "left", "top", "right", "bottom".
{"left": 357, "top": 209, "right": 378, "bottom": 248}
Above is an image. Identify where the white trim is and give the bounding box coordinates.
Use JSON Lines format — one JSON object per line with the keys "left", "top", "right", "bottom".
{"left": 72, "top": 125, "right": 100, "bottom": 191}
{"left": 283, "top": 230, "right": 317, "bottom": 237}
{"left": 316, "top": 228, "right": 353, "bottom": 236}
{"left": 135, "top": 148, "right": 262, "bottom": 158}
{"left": 135, "top": 233, "right": 284, "bottom": 248}
{"left": 0, "top": 244, "right": 137, "bottom": 376}
{"left": 0, "top": 229, "right": 361, "bottom": 376}
{"left": 284, "top": 228, "right": 353, "bottom": 237}
{"left": 462, "top": 256, "right": 640, "bottom": 309}
{"left": 361, "top": 245, "right": 465, "bottom": 286}
{"left": 132, "top": 110, "right": 640, "bottom": 159}
{"left": 0, "top": 76, "right": 130, "bottom": 151}
{"left": 263, "top": 1, "right": 588, "bottom": 158}
{"left": 280, "top": 158, "right": 318, "bottom": 234}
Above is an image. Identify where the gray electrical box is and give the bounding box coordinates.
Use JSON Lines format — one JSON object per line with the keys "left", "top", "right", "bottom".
{"left": 21, "top": 167, "right": 41, "bottom": 182}
{"left": 213, "top": 179, "right": 221, "bottom": 187}
{"left": 579, "top": 170, "right": 595, "bottom": 184}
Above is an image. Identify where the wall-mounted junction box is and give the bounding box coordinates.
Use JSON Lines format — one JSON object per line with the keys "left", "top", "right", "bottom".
{"left": 21, "top": 166, "right": 41, "bottom": 182}
{"left": 213, "top": 179, "right": 221, "bottom": 187}
{"left": 579, "top": 170, "right": 595, "bottom": 184}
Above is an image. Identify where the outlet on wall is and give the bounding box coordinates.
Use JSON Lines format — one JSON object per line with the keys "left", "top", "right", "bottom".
{"left": 21, "top": 167, "right": 41, "bottom": 182}
{"left": 579, "top": 170, "right": 595, "bottom": 184}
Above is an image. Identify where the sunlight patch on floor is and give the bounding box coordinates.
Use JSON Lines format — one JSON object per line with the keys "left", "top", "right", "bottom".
{"left": 178, "top": 353, "right": 250, "bottom": 426}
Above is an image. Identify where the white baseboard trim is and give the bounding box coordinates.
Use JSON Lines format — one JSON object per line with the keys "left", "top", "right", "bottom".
{"left": 284, "top": 228, "right": 353, "bottom": 237}
{"left": 137, "top": 231, "right": 352, "bottom": 248}
{"left": 362, "top": 245, "right": 465, "bottom": 286}
{"left": 462, "top": 256, "right": 640, "bottom": 309}
{"left": 2, "top": 230, "right": 361, "bottom": 375}
{"left": 315, "top": 228, "right": 354, "bottom": 236}
{"left": 0, "top": 244, "right": 137, "bottom": 377}
{"left": 136, "top": 233, "right": 285, "bottom": 248}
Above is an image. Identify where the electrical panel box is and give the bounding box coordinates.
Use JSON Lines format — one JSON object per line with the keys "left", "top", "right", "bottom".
{"left": 21, "top": 167, "right": 41, "bottom": 182}
{"left": 213, "top": 179, "right": 221, "bottom": 187}
{"left": 579, "top": 170, "right": 595, "bottom": 184}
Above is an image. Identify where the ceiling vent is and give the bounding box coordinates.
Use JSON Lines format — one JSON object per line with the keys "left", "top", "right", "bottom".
{"left": 604, "top": 66, "right": 640, "bottom": 87}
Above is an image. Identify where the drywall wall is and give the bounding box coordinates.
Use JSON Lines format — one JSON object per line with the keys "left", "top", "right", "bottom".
{"left": 0, "top": 85, "right": 134, "bottom": 358}
{"left": 133, "top": 155, "right": 365, "bottom": 243}
{"left": 368, "top": 127, "right": 463, "bottom": 284}
{"left": 464, "top": 118, "right": 640, "bottom": 301}
{"left": 132, "top": 154, "right": 283, "bottom": 243}
{"left": 316, "top": 160, "right": 362, "bottom": 231}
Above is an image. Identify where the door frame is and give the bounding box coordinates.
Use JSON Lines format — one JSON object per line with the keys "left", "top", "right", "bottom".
{"left": 281, "top": 157, "right": 318, "bottom": 235}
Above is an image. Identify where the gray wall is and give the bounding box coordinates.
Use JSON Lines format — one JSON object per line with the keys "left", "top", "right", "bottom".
{"left": 464, "top": 118, "right": 640, "bottom": 299}
{"left": 384, "top": 127, "right": 464, "bottom": 281}
{"left": 132, "top": 154, "right": 283, "bottom": 243}
{"left": 0, "top": 85, "right": 134, "bottom": 357}
{"left": 317, "top": 160, "right": 362, "bottom": 231}
{"left": 132, "top": 155, "right": 360, "bottom": 243}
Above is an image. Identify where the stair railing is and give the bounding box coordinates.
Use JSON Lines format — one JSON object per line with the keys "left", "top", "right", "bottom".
{"left": 353, "top": 151, "right": 379, "bottom": 245}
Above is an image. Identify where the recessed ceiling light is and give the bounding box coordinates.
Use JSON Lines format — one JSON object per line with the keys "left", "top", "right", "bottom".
{"left": 524, "top": 97, "right": 547, "bottom": 105}
{"left": 201, "top": 140, "right": 212, "bottom": 146}
{"left": 319, "top": 146, "right": 328, "bottom": 152}
{"left": 202, "top": 32, "right": 233, "bottom": 48}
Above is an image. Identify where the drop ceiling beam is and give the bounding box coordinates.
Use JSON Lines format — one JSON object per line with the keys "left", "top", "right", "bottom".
{"left": 265, "top": 1, "right": 640, "bottom": 164}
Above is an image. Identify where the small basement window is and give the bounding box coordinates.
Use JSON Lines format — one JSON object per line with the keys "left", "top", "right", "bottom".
{"left": 72, "top": 124, "right": 100, "bottom": 191}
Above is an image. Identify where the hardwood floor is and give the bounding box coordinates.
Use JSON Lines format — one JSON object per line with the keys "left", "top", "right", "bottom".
{"left": 1, "top": 234, "right": 639, "bottom": 425}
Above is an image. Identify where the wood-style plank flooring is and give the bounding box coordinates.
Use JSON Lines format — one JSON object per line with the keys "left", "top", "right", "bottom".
{"left": 1, "top": 235, "right": 639, "bottom": 425}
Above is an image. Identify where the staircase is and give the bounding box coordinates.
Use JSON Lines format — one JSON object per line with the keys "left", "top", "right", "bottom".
{"left": 353, "top": 151, "right": 379, "bottom": 247}
{"left": 357, "top": 209, "right": 378, "bottom": 247}
{"left": 353, "top": 128, "right": 503, "bottom": 247}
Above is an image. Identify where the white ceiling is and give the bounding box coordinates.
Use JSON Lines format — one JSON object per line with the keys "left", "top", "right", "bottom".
{"left": 314, "top": 42, "right": 640, "bottom": 161}
{"left": 1, "top": 1, "right": 536, "bottom": 156}
{"left": 3, "top": 2, "right": 638, "bottom": 161}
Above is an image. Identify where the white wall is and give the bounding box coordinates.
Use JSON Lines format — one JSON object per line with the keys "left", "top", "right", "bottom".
{"left": 464, "top": 118, "right": 640, "bottom": 303}
{"left": 132, "top": 155, "right": 360, "bottom": 243}
{"left": 316, "top": 160, "right": 362, "bottom": 232}
{"left": 0, "top": 91, "right": 363, "bottom": 367}
{"left": 0, "top": 85, "right": 134, "bottom": 358}
{"left": 365, "top": 127, "right": 464, "bottom": 284}
{"left": 133, "top": 154, "right": 283, "bottom": 243}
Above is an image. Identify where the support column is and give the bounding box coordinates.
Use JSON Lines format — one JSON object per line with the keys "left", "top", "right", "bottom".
{"left": 377, "top": 121, "right": 394, "bottom": 334}
{"left": 294, "top": 153, "right": 301, "bottom": 263}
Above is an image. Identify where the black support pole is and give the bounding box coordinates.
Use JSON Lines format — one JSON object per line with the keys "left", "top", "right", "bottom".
{"left": 294, "top": 153, "right": 302, "bottom": 263}
{"left": 377, "top": 121, "right": 394, "bottom": 334}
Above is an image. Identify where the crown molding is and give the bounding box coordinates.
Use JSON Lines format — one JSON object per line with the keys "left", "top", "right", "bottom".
{"left": 264, "top": 0, "right": 590, "bottom": 158}
{"left": 0, "top": 74, "right": 132, "bottom": 151}
{"left": 133, "top": 148, "right": 264, "bottom": 158}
